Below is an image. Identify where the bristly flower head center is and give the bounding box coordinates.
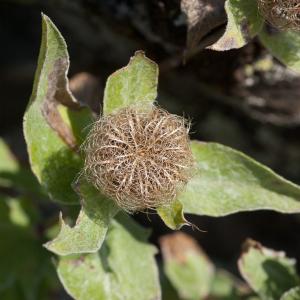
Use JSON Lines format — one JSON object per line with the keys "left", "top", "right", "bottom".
{"left": 258, "top": 0, "right": 300, "bottom": 31}
{"left": 83, "top": 105, "right": 194, "bottom": 213}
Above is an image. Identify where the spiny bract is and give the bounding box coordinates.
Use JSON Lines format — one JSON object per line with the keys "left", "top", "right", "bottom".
{"left": 258, "top": 0, "right": 300, "bottom": 31}
{"left": 83, "top": 105, "right": 194, "bottom": 212}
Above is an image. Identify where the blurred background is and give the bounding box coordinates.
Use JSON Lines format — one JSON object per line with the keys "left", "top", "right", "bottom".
{"left": 1, "top": 0, "right": 300, "bottom": 295}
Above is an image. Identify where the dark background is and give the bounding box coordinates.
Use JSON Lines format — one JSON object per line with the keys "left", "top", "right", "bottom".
{"left": 1, "top": 0, "right": 300, "bottom": 280}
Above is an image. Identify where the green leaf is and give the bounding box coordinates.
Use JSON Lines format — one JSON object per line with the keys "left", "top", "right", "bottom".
{"left": 160, "top": 232, "right": 214, "bottom": 300}
{"left": 44, "top": 178, "right": 119, "bottom": 255}
{"left": 238, "top": 239, "right": 299, "bottom": 300}
{"left": 0, "top": 197, "right": 57, "bottom": 300}
{"left": 281, "top": 287, "right": 300, "bottom": 300}
{"left": 181, "top": 141, "right": 300, "bottom": 216}
{"left": 211, "top": 0, "right": 263, "bottom": 51}
{"left": 57, "top": 214, "right": 161, "bottom": 300}
{"left": 103, "top": 51, "right": 158, "bottom": 115}
{"left": 0, "top": 139, "right": 18, "bottom": 177}
{"left": 23, "top": 14, "right": 93, "bottom": 204}
{"left": 0, "top": 138, "right": 43, "bottom": 197}
{"left": 165, "top": 253, "right": 213, "bottom": 300}
{"left": 106, "top": 214, "right": 161, "bottom": 299}
{"left": 157, "top": 200, "right": 190, "bottom": 230}
{"left": 210, "top": 270, "right": 249, "bottom": 299}
{"left": 259, "top": 28, "right": 300, "bottom": 73}
{"left": 6, "top": 198, "right": 30, "bottom": 227}
{"left": 57, "top": 252, "right": 109, "bottom": 299}
{"left": 0, "top": 138, "right": 20, "bottom": 190}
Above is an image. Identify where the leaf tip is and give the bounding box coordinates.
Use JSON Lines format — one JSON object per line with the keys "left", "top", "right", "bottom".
{"left": 241, "top": 238, "right": 262, "bottom": 254}
{"left": 133, "top": 50, "right": 146, "bottom": 57}
{"left": 41, "top": 12, "right": 51, "bottom": 24}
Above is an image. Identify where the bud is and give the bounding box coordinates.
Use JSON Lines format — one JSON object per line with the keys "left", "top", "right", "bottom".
{"left": 258, "top": 0, "right": 300, "bottom": 31}
{"left": 83, "top": 106, "right": 194, "bottom": 212}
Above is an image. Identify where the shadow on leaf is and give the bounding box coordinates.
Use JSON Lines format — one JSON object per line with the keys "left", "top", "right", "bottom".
{"left": 41, "top": 148, "right": 82, "bottom": 205}
{"left": 262, "top": 259, "right": 299, "bottom": 299}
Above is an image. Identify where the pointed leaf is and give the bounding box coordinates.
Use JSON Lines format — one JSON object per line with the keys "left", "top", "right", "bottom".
{"left": 211, "top": 0, "right": 263, "bottom": 51}
{"left": 57, "top": 215, "right": 161, "bottom": 300}
{"left": 181, "top": 141, "right": 300, "bottom": 216}
{"left": 157, "top": 200, "right": 190, "bottom": 230}
{"left": 103, "top": 51, "right": 158, "bottom": 115}
{"left": 238, "top": 239, "right": 299, "bottom": 300}
{"left": 23, "top": 14, "right": 93, "bottom": 204}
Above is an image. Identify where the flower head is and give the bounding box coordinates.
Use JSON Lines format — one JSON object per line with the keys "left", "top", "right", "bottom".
{"left": 258, "top": 0, "right": 300, "bottom": 31}
{"left": 83, "top": 106, "right": 194, "bottom": 212}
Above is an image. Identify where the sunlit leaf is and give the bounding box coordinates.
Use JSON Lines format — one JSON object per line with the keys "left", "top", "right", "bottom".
{"left": 45, "top": 178, "right": 119, "bottom": 255}
{"left": 23, "top": 14, "right": 93, "bottom": 204}
{"left": 57, "top": 214, "right": 161, "bottom": 300}
{"left": 181, "top": 142, "right": 300, "bottom": 216}
{"left": 103, "top": 51, "right": 158, "bottom": 115}
{"left": 157, "top": 200, "right": 190, "bottom": 230}
{"left": 211, "top": 0, "right": 263, "bottom": 51}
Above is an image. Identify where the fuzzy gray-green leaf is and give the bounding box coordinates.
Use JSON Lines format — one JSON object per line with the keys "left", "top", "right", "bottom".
{"left": 180, "top": 141, "right": 300, "bottom": 216}
{"left": 23, "top": 14, "right": 93, "bottom": 204}
{"left": 44, "top": 178, "right": 119, "bottom": 255}
{"left": 103, "top": 51, "right": 158, "bottom": 115}
{"left": 57, "top": 215, "right": 161, "bottom": 300}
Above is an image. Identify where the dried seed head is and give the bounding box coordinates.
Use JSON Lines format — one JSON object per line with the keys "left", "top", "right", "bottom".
{"left": 258, "top": 0, "right": 300, "bottom": 31}
{"left": 83, "top": 106, "right": 194, "bottom": 213}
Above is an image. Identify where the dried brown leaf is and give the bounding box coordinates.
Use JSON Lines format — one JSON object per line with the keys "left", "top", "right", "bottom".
{"left": 42, "top": 57, "right": 86, "bottom": 149}
{"left": 181, "top": 0, "right": 226, "bottom": 52}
